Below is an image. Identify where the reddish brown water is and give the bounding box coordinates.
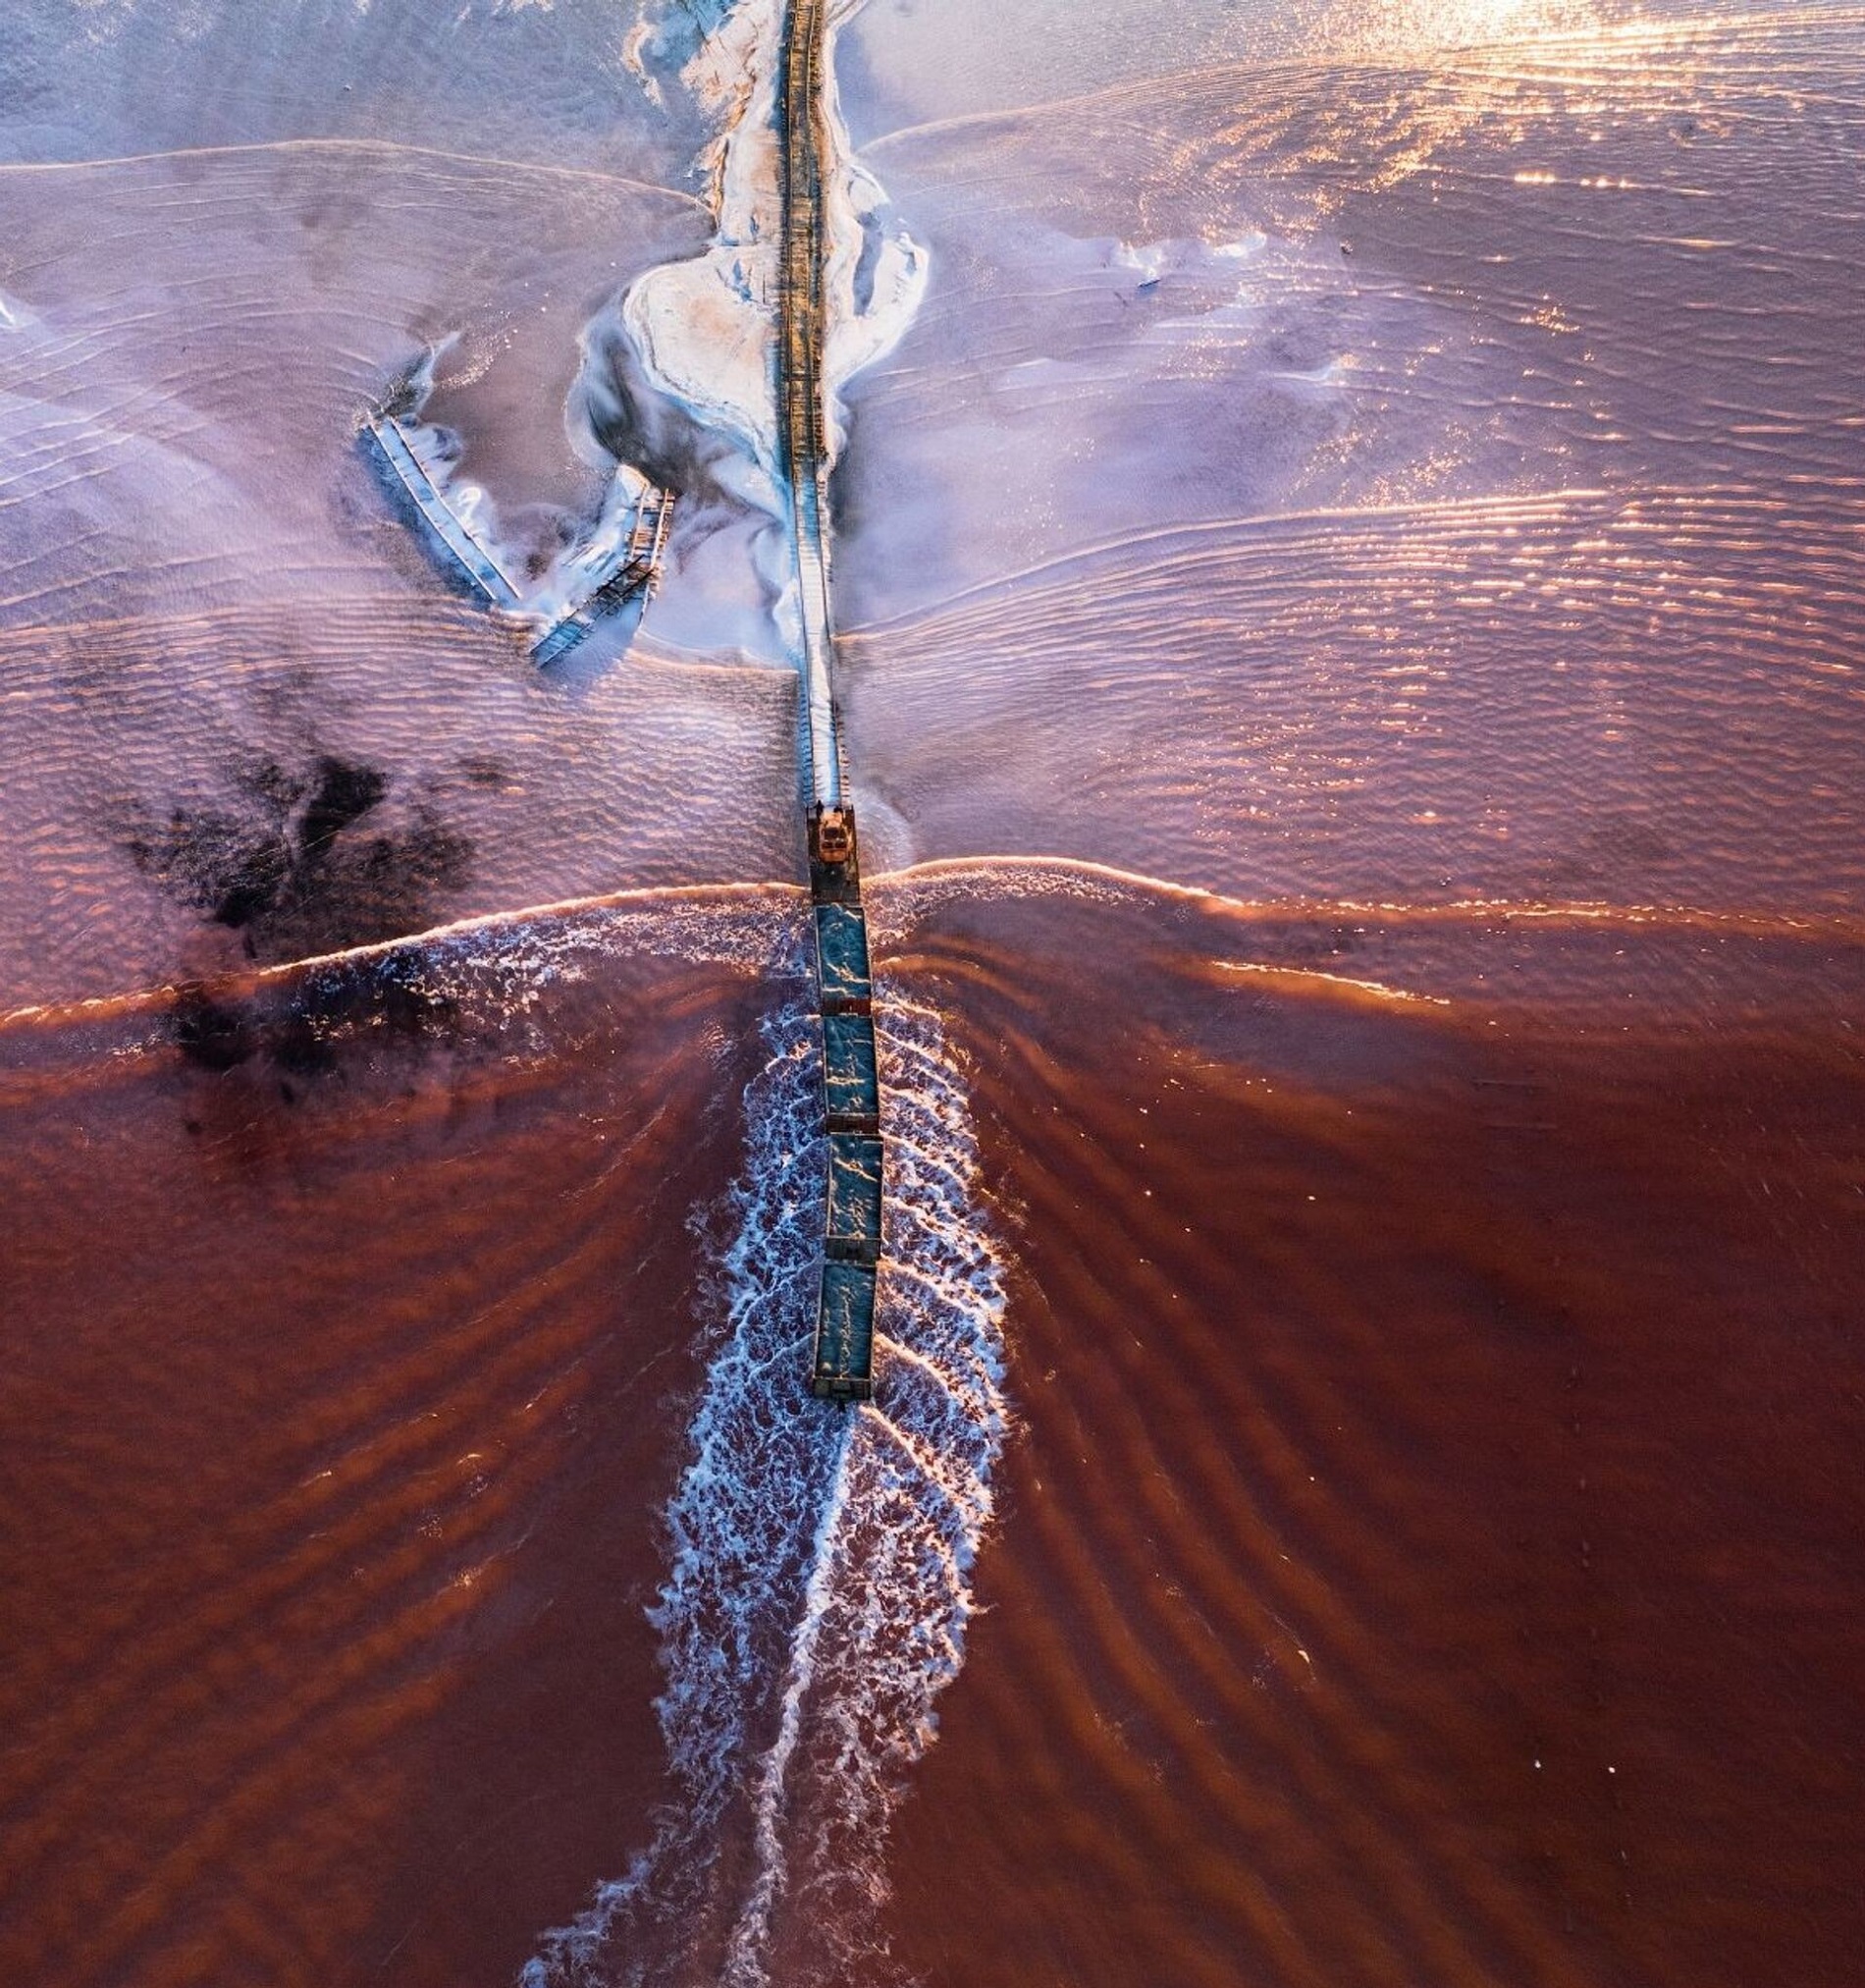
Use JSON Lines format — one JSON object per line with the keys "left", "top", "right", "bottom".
{"left": 3, "top": 879, "right": 1859, "bottom": 1987}
{"left": 4, "top": 2, "right": 1863, "bottom": 1984}
{"left": 0, "top": 923, "right": 761, "bottom": 1987}
{"left": 878, "top": 883, "right": 1865, "bottom": 1988}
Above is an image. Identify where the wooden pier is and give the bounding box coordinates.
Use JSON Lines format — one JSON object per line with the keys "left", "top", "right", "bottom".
{"left": 779, "top": 0, "right": 883, "bottom": 1403}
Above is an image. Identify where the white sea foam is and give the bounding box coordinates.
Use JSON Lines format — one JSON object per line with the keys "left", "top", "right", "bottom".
{"left": 521, "top": 978, "right": 1009, "bottom": 1987}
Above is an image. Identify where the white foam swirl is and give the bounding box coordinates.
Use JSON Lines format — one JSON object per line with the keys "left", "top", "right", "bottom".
{"left": 521, "top": 979, "right": 1009, "bottom": 1987}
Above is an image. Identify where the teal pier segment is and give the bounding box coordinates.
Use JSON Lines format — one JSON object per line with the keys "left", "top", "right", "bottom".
{"left": 815, "top": 902, "right": 873, "bottom": 1009}
{"left": 808, "top": 832, "right": 884, "bottom": 1401}
{"left": 814, "top": 1261, "right": 878, "bottom": 1403}
{"left": 826, "top": 1133, "right": 884, "bottom": 1264}
{"left": 823, "top": 1009, "right": 880, "bottom": 1133}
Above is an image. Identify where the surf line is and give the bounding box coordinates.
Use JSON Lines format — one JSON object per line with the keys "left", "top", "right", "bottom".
{"left": 781, "top": 0, "right": 883, "bottom": 1404}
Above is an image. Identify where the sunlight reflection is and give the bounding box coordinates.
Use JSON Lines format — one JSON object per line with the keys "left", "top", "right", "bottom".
{"left": 1330, "top": 0, "right": 1600, "bottom": 59}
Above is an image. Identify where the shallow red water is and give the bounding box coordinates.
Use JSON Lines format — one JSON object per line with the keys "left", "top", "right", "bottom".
{"left": 3, "top": 883, "right": 1858, "bottom": 1987}
{"left": 0, "top": 941, "right": 763, "bottom": 1987}
{"left": 879, "top": 888, "right": 1864, "bottom": 1988}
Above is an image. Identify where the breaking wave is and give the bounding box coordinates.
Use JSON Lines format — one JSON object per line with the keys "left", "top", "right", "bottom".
{"left": 521, "top": 976, "right": 1010, "bottom": 1987}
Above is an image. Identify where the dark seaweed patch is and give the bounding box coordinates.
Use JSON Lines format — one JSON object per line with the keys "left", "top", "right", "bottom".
{"left": 208, "top": 831, "right": 293, "bottom": 930}
{"left": 126, "top": 754, "right": 472, "bottom": 966}
{"left": 298, "top": 758, "right": 386, "bottom": 857}
{"left": 266, "top": 1002, "right": 339, "bottom": 1080}
{"left": 165, "top": 948, "right": 461, "bottom": 1093}
{"left": 170, "top": 986, "right": 256, "bottom": 1072}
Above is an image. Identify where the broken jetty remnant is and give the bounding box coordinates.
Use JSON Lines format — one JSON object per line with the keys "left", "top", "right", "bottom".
{"left": 363, "top": 406, "right": 674, "bottom": 665}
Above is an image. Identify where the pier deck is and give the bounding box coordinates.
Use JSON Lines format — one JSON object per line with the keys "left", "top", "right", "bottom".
{"left": 780, "top": 0, "right": 884, "bottom": 1404}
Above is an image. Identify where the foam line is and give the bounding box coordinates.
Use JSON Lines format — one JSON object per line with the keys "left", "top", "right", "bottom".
{"left": 723, "top": 1416, "right": 857, "bottom": 1982}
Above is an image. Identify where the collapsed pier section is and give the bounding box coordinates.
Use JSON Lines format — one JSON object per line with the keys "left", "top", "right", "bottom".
{"left": 363, "top": 408, "right": 673, "bottom": 665}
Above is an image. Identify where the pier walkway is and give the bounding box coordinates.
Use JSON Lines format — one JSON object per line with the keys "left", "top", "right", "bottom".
{"left": 779, "top": 0, "right": 883, "bottom": 1403}
{"left": 364, "top": 0, "right": 879, "bottom": 1400}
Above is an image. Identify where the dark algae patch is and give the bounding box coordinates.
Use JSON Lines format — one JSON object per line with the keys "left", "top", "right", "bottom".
{"left": 166, "top": 951, "right": 462, "bottom": 1090}
{"left": 170, "top": 984, "right": 257, "bottom": 1073}
{"left": 297, "top": 757, "right": 387, "bottom": 858}
{"left": 127, "top": 752, "right": 472, "bottom": 964}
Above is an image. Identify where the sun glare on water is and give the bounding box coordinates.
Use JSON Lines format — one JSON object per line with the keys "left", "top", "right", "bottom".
{"left": 1336, "top": 0, "right": 1602, "bottom": 57}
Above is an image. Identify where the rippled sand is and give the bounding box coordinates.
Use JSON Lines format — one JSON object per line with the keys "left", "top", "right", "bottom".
{"left": 835, "top": 10, "right": 1865, "bottom": 913}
